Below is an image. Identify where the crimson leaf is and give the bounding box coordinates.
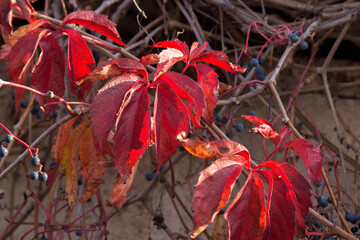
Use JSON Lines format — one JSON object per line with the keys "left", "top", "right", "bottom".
{"left": 113, "top": 84, "right": 151, "bottom": 181}
{"left": 90, "top": 77, "right": 137, "bottom": 152}
{"left": 31, "top": 34, "right": 65, "bottom": 115}
{"left": 67, "top": 29, "right": 95, "bottom": 99}
{"left": 61, "top": 10, "right": 125, "bottom": 46}
{"left": 154, "top": 82, "right": 190, "bottom": 168}
{"left": 190, "top": 156, "right": 246, "bottom": 238}
{"left": 283, "top": 139, "right": 323, "bottom": 185}
{"left": 242, "top": 115, "right": 280, "bottom": 146}
{"left": 225, "top": 172, "right": 266, "bottom": 240}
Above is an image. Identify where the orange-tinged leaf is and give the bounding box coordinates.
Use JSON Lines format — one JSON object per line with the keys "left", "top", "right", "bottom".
{"left": 47, "top": 117, "right": 79, "bottom": 186}
{"left": 79, "top": 127, "right": 106, "bottom": 202}
{"left": 190, "top": 157, "right": 244, "bottom": 238}
{"left": 177, "top": 137, "right": 250, "bottom": 164}
{"left": 225, "top": 172, "right": 266, "bottom": 240}
{"left": 61, "top": 120, "right": 90, "bottom": 206}
{"left": 106, "top": 159, "right": 139, "bottom": 210}
{"left": 140, "top": 53, "right": 160, "bottom": 65}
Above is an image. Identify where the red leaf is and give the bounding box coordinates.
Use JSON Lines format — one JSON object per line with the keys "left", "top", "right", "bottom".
{"left": 188, "top": 42, "right": 208, "bottom": 62}
{"left": 67, "top": 29, "right": 95, "bottom": 99}
{"left": 15, "top": 0, "right": 36, "bottom": 22}
{"left": 90, "top": 77, "right": 136, "bottom": 151}
{"left": 259, "top": 169, "right": 296, "bottom": 239}
{"left": 154, "top": 83, "right": 190, "bottom": 168}
{"left": 242, "top": 115, "right": 280, "bottom": 146}
{"left": 61, "top": 10, "right": 125, "bottom": 46}
{"left": 140, "top": 53, "right": 159, "bottom": 65}
{"left": 225, "top": 172, "right": 266, "bottom": 240}
{"left": 78, "top": 58, "right": 148, "bottom": 85}
{"left": 269, "top": 160, "right": 312, "bottom": 237}
{"left": 0, "top": 0, "right": 12, "bottom": 39}
{"left": 150, "top": 41, "right": 187, "bottom": 79}
{"left": 79, "top": 127, "right": 106, "bottom": 202}
{"left": 31, "top": 35, "right": 65, "bottom": 115}
{"left": 195, "top": 63, "right": 218, "bottom": 123}
{"left": 47, "top": 117, "right": 79, "bottom": 186}
{"left": 283, "top": 139, "right": 323, "bottom": 184}
{"left": 6, "top": 28, "right": 50, "bottom": 114}
{"left": 255, "top": 160, "right": 312, "bottom": 238}
{"left": 113, "top": 84, "right": 151, "bottom": 181}
{"left": 192, "top": 51, "right": 246, "bottom": 74}
{"left": 277, "top": 126, "right": 293, "bottom": 147}
{"left": 107, "top": 159, "right": 139, "bottom": 210}
{"left": 190, "top": 157, "right": 244, "bottom": 238}
{"left": 155, "top": 72, "right": 205, "bottom": 127}
{"left": 177, "top": 137, "right": 250, "bottom": 168}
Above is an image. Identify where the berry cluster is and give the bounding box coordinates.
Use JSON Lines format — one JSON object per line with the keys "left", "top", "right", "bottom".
{"left": 29, "top": 155, "right": 48, "bottom": 182}
{"left": 288, "top": 32, "right": 309, "bottom": 50}
{"left": 0, "top": 134, "right": 13, "bottom": 157}
{"left": 249, "top": 58, "right": 265, "bottom": 81}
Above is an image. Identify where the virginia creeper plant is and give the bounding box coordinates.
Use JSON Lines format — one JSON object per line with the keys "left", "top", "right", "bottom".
{"left": 0, "top": 1, "right": 332, "bottom": 239}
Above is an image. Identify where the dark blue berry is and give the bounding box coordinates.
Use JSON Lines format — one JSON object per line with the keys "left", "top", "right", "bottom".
{"left": 242, "top": 65, "right": 249, "bottom": 72}
{"left": 145, "top": 172, "right": 153, "bottom": 181}
{"left": 235, "top": 123, "right": 244, "bottom": 132}
{"left": 51, "top": 111, "right": 58, "bottom": 119}
{"left": 75, "top": 230, "right": 82, "bottom": 236}
{"left": 49, "top": 160, "right": 56, "bottom": 168}
{"left": 219, "top": 208, "right": 226, "bottom": 215}
{"left": 351, "top": 227, "right": 358, "bottom": 233}
{"left": 20, "top": 101, "right": 28, "bottom": 108}
{"left": 3, "top": 134, "right": 13, "bottom": 143}
{"left": 11, "top": 93, "right": 15, "bottom": 100}
{"left": 250, "top": 58, "right": 259, "bottom": 67}
{"left": 29, "top": 171, "right": 38, "bottom": 180}
{"left": 257, "top": 74, "right": 265, "bottom": 81}
{"left": 0, "top": 146, "right": 8, "bottom": 157}
{"left": 35, "top": 112, "right": 42, "bottom": 120}
{"left": 39, "top": 237, "right": 48, "bottom": 240}
{"left": 248, "top": 111, "right": 256, "bottom": 116}
{"left": 315, "top": 181, "right": 323, "bottom": 187}
{"left": 30, "top": 156, "right": 40, "bottom": 166}
{"left": 317, "top": 195, "right": 328, "bottom": 208}
{"left": 78, "top": 178, "right": 83, "bottom": 185}
{"left": 327, "top": 196, "right": 333, "bottom": 204}
{"left": 254, "top": 67, "right": 264, "bottom": 75}
{"left": 313, "top": 219, "right": 322, "bottom": 228}
{"left": 258, "top": 57, "right": 264, "bottom": 64}
{"left": 226, "top": 131, "right": 234, "bottom": 138}
{"left": 327, "top": 217, "right": 334, "bottom": 223}
{"left": 313, "top": 236, "right": 320, "bottom": 240}
{"left": 345, "top": 212, "right": 356, "bottom": 222}
{"left": 215, "top": 114, "right": 223, "bottom": 122}
{"left": 31, "top": 106, "right": 39, "bottom": 115}
{"left": 38, "top": 172, "right": 48, "bottom": 182}
{"left": 323, "top": 237, "right": 333, "bottom": 240}
{"left": 87, "top": 197, "right": 92, "bottom": 202}
{"left": 288, "top": 32, "right": 294, "bottom": 39}
{"left": 290, "top": 35, "right": 299, "bottom": 43}
{"left": 299, "top": 41, "right": 309, "bottom": 50}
